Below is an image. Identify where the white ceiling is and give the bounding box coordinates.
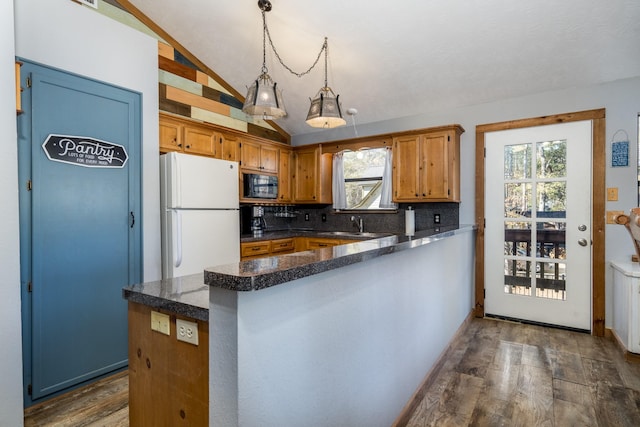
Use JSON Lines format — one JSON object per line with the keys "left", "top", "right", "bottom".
{"left": 127, "top": 0, "right": 640, "bottom": 138}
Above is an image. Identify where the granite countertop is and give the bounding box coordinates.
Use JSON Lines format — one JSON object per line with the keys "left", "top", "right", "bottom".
{"left": 239, "top": 229, "right": 390, "bottom": 243}
{"left": 206, "top": 225, "right": 476, "bottom": 292}
{"left": 123, "top": 274, "right": 209, "bottom": 321}
{"left": 123, "top": 225, "right": 476, "bottom": 318}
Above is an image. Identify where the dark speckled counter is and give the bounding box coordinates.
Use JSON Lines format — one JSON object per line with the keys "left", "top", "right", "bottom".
{"left": 122, "top": 274, "right": 209, "bottom": 321}
{"left": 205, "top": 225, "right": 475, "bottom": 292}
{"left": 123, "top": 225, "right": 475, "bottom": 318}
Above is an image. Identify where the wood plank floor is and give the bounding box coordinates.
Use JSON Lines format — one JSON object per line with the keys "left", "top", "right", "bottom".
{"left": 23, "top": 318, "right": 640, "bottom": 426}
{"left": 23, "top": 370, "right": 128, "bottom": 427}
{"left": 404, "top": 318, "right": 640, "bottom": 427}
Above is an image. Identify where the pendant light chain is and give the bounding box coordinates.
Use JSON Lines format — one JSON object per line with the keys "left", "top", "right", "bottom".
{"left": 262, "top": 9, "right": 327, "bottom": 78}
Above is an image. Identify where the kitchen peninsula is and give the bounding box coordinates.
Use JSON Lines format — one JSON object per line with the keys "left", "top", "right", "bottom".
{"left": 124, "top": 224, "right": 475, "bottom": 426}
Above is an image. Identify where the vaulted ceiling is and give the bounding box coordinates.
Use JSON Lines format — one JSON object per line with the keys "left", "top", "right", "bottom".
{"left": 125, "top": 0, "right": 640, "bottom": 138}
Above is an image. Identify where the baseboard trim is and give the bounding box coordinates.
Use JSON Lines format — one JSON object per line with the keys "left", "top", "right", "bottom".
{"left": 392, "top": 310, "right": 475, "bottom": 427}
{"left": 606, "top": 327, "right": 640, "bottom": 364}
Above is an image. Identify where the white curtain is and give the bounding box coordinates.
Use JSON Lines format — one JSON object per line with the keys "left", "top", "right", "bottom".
{"left": 332, "top": 152, "right": 347, "bottom": 210}
{"left": 379, "top": 147, "right": 397, "bottom": 209}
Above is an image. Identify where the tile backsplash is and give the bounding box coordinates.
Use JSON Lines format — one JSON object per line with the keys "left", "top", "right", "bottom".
{"left": 240, "top": 203, "right": 459, "bottom": 235}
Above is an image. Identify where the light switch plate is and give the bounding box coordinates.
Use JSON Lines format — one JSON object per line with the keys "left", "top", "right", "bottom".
{"left": 606, "top": 210, "right": 624, "bottom": 224}
{"left": 176, "top": 318, "right": 199, "bottom": 346}
{"left": 607, "top": 187, "right": 619, "bottom": 201}
{"left": 150, "top": 311, "right": 170, "bottom": 335}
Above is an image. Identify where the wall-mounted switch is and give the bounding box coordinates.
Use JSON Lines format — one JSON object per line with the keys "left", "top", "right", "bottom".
{"left": 434, "top": 213, "right": 441, "bottom": 224}
{"left": 150, "top": 311, "right": 170, "bottom": 336}
{"left": 321, "top": 213, "right": 327, "bottom": 222}
{"left": 176, "top": 318, "right": 198, "bottom": 346}
{"left": 607, "top": 187, "right": 619, "bottom": 201}
{"left": 606, "top": 210, "right": 624, "bottom": 224}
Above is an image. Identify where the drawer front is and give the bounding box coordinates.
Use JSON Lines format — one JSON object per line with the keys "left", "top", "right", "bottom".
{"left": 270, "top": 238, "right": 295, "bottom": 253}
{"left": 306, "top": 238, "right": 340, "bottom": 249}
{"left": 241, "top": 242, "right": 271, "bottom": 258}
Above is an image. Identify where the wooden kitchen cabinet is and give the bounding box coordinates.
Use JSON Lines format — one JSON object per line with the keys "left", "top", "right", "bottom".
{"left": 220, "top": 134, "right": 240, "bottom": 162}
{"left": 240, "top": 238, "right": 295, "bottom": 260}
{"left": 292, "top": 146, "right": 332, "bottom": 204}
{"left": 270, "top": 238, "right": 295, "bottom": 254}
{"left": 128, "top": 302, "right": 208, "bottom": 426}
{"left": 277, "top": 148, "right": 293, "bottom": 203}
{"left": 305, "top": 237, "right": 342, "bottom": 250}
{"left": 241, "top": 139, "right": 278, "bottom": 173}
{"left": 392, "top": 125, "right": 463, "bottom": 203}
{"left": 159, "top": 115, "right": 184, "bottom": 152}
{"left": 183, "top": 122, "right": 219, "bottom": 157}
{"left": 241, "top": 241, "right": 271, "bottom": 259}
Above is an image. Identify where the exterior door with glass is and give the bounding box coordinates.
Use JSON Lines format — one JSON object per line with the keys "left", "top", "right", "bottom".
{"left": 484, "top": 121, "right": 592, "bottom": 331}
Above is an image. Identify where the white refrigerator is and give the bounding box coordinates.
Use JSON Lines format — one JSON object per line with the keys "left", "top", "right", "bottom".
{"left": 160, "top": 152, "right": 240, "bottom": 279}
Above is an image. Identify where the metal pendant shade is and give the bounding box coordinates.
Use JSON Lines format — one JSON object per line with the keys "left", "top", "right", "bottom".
{"left": 305, "top": 37, "right": 345, "bottom": 129}
{"left": 243, "top": 0, "right": 346, "bottom": 129}
{"left": 242, "top": 0, "right": 287, "bottom": 120}
{"left": 306, "top": 87, "right": 346, "bottom": 128}
{"left": 242, "top": 71, "right": 286, "bottom": 120}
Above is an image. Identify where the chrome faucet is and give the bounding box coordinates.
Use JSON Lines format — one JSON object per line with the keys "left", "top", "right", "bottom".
{"left": 350, "top": 215, "right": 364, "bottom": 232}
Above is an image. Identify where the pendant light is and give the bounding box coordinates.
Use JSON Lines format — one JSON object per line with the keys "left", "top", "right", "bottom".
{"left": 242, "top": 0, "right": 346, "bottom": 129}
{"left": 242, "top": 0, "right": 286, "bottom": 120}
{"left": 305, "top": 38, "right": 346, "bottom": 129}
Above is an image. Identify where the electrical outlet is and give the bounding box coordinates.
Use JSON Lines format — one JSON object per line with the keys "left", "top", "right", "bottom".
{"left": 150, "top": 311, "right": 170, "bottom": 335}
{"left": 607, "top": 187, "right": 619, "bottom": 201}
{"left": 606, "top": 210, "right": 624, "bottom": 224}
{"left": 305, "top": 213, "right": 310, "bottom": 221}
{"left": 434, "top": 213, "right": 441, "bottom": 224}
{"left": 321, "top": 213, "right": 327, "bottom": 222}
{"left": 176, "top": 318, "right": 199, "bottom": 346}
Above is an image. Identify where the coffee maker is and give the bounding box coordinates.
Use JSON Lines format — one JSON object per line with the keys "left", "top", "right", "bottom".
{"left": 251, "top": 206, "right": 266, "bottom": 237}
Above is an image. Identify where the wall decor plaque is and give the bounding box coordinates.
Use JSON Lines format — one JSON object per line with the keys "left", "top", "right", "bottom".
{"left": 42, "top": 134, "right": 128, "bottom": 168}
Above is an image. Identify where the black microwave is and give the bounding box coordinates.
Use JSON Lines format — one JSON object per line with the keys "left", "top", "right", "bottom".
{"left": 243, "top": 173, "right": 278, "bottom": 199}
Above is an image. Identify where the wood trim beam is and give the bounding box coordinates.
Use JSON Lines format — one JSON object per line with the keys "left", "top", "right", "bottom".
{"left": 474, "top": 108, "right": 606, "bottom": 336}
{"left": 115, "top": 0, "right": 291, "bottom": 144}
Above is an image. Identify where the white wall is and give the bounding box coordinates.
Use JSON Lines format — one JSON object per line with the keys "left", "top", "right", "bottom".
{"left": 14, "top": 0, "right": 162, "bottom": 283}
{"left": 210, "top": 230, "right": 475, "bottom": 426}
{"left": 295, "top": 76, "right": 640, "bottom": 327}
{"left": 0, "top": 0, "right": 24, "bottom": 424}
{"left": 0, "top": 0, "right": 161, "bottom": 418}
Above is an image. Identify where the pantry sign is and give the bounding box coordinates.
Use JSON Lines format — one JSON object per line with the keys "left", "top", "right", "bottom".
{"left": 42, "top": 134, "right": 128, "bottom": 168}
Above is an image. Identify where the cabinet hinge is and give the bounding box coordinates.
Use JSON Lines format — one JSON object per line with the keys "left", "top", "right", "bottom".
{"left": 27, "top": 281, "right": 32, "bottom": 292}
{"left": 484, "top": 147, "right": 486, "bottom": 158}
{"left": 26, "top": 76, "right": 32, "bottom": 88}
{"left": 484, "top": 289, "right": 486, "bottom": 299}
{"left": 27, "top": 384, "right": 32, "bottom": 396}
{"left": 447, "top": 135, "right": 450, "bottom": 142}
{"left": 27, "top": 179, "right": 32, "bottom": 191}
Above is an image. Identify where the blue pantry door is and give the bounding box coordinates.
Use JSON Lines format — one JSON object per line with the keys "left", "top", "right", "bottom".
{"left": 18, "top": 60, "right": 142, "bottom": 404}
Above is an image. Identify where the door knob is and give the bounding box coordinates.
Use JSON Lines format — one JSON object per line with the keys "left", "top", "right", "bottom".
{"left": 578, "top": 238, "right": 588, "bottom": 246}
{"left": 578, "top": 224, "right": 587, "bottom": 231}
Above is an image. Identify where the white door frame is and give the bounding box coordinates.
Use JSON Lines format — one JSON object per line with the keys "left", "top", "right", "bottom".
{"left": 474, "top": 109, "right": 606, "bottom": 336}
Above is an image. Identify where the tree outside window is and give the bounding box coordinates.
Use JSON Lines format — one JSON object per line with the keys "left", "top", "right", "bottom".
{"left": 342, "top": 148, "right": 390, "bottom": 210}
